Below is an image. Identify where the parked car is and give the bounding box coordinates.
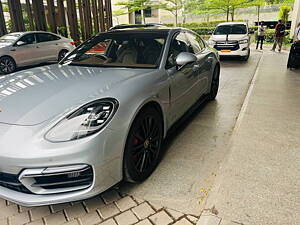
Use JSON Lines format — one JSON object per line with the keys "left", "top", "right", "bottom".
{"left": 208, "top": 22, "right": 250, "bottom": 61}
{"left": 0, "top": 24, "right": 220, "bottom": 206}
{"left": 0, "top": 31, "right": 75, "bottom": 74}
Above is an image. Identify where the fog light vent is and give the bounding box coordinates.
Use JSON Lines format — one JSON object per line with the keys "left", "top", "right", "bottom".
{"left": 19, "top": 165, "right": 93, "bottom": 195}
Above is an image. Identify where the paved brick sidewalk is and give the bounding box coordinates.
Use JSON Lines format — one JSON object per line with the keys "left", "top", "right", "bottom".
{"left": 0, "top": 189, "right": 199, "bottom": 225}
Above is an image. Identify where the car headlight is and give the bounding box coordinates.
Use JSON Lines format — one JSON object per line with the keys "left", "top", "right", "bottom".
{"left": 45, "top": 98, "right": 118, "bottom": 142}
{"left": 239, "top": 39, "right": 248, "bottom": 44}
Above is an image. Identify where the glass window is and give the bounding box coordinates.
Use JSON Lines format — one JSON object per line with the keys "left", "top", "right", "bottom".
{"left": 214, "top": 24, "right": 247, "bottom": 35}
{"left": 186, "top": 32, "right": 202, "bottom": 54}
{"left": 144, "top": 7, "right": 152, "bottom": 17}
{"left": 19, "top": 34, "right": 36, "bottom": 45}
{"left": 36, "top": 33, "right": 60, "bottom": 43}
{"left": 60, "top": 32, "right": 167, "bottom": 68}
{"left": 166, "top": 32, "right": 189, "bottom": 68}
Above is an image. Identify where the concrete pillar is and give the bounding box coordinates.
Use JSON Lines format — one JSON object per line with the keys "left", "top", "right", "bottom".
{"left": 291, "top": 0, "right": 300, "bottom": 40}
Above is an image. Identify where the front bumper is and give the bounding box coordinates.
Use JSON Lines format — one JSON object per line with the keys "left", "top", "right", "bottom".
{"left": 212, "top": 42, "right": 249, "bottom": 57}
{"left": 0, "top": 124, "right": 125, "bottom": 206}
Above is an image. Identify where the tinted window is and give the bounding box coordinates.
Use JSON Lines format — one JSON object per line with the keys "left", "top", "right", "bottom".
{"left": 19, "top": 34, "right": 36, "bottom": 45}
{"left": 214, "top": 25, "right": 247, "bottom": 35}
{"left": 36, "top": 33, "right": 60, "bottom": 43}
{"left": 166, "top": 32, "right": 189, "bottom": 68}
{"left": 60, "top": 32, "right": 166, "bottom": 68}
{"left": 186, "top": 32, "right": 203, "bottom": 54}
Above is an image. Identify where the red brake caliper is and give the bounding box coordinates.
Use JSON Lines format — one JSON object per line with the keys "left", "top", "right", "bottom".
{"left": 133, "top": 137, "right": 139, "bottom": 161}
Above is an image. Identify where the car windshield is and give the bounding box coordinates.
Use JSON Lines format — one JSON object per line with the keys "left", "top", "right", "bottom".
{"left": 60, "top": 32, "right": 167, "bottom": 69}
{"left": 214, "top": 25, "right": 247, "bottom": 35}
{"left": 0, "top": 34, "right": 21, "bottom": 43}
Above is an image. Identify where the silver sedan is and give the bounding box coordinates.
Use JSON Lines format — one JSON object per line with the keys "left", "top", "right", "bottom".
{"left": 0, "top": 25, "right": 220, "bottom": 206}
{"left": 0, "top": 31, "right": 75, "bottom": 74}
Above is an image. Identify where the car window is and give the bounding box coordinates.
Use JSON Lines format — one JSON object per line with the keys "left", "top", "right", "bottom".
{"left": 186, "top": 32, "right": 205, "bottom": 54}
{"left": 60, "top": 32, "right": 167, "bottom": 69}
{"left": 166, "top": 32, "right": 189, "bottom": 68}
{"left": 18, "top": 34, "right": 36, "bottom": 45}
{"left": 214, "top": 24, "right": 247, "bottom": 35}
{"left": 36, "top": 33, "right": 60, "bottom": 43}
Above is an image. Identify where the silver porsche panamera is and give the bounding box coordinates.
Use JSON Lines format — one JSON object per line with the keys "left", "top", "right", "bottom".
{"left": 0, "top": 24, "right": 220, "bottom": 206}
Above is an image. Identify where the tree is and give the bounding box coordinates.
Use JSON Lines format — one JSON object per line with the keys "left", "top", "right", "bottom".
{"left": 159, "top": 0, "right": 186, "bottom": 26}
{"left": 116, "top": 0, "right": 153, "bottom": 24}
{"left": 198, "top": 0, "right": 255, "bottom": 22}
{"left": 278, "top": 4, "right": 291, "bottom": 24}
{"left": 112, "top": 9, "right": 127, "bottom": 25}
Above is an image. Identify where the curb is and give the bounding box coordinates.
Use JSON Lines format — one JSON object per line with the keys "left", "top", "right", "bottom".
{"left": 196, "top": 52, "right": 264, "bottom": 225}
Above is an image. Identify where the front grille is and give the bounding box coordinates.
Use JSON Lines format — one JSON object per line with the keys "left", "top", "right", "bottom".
{"left": 31, "top": 166, "right": 93, "bottom": 190}
{"left": 0, "top": 172, "right": 31, "bottom": 194}
{"left": 214, "top": 40, "right": 240, "bottom": 51}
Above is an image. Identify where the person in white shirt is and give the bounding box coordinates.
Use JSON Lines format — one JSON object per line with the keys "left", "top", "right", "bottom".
{"left": 256, "top": 22, "right": 266, "bottom": 50}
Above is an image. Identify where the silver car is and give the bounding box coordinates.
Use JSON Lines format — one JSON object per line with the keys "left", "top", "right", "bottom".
{"left": 0, "top": 25, "right": 220, "bottom": 206}
{"left": 0, "top": 31, "right": 75, "bottom": 74}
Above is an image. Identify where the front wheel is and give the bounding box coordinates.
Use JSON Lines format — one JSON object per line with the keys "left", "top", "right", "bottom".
{"left": 58, "top": 50, "right": 69, "bottom": 61}
{"left": 209, "top": 65, "right": 220, "bottom": 100}
{"left": 241, "top": 49, "right": 250, "bottom": 61}
{"left": 0, "top": 56, "right": 16, "bottom": 74}
{"left": 123, "top": 107, "right": 163, "bottom": 183}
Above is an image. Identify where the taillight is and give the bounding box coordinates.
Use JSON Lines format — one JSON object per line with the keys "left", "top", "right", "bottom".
{"left": 70, "top": 41, "right": 75, "bottom": 45}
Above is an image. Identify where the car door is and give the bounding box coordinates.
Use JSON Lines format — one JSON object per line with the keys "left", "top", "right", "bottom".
{"left": 186, "top": 32, "right": 212, "bottom": 94}
{"left": 36, "top": 33, "right": 60, "bottom": 61}
{"left": 166, "top": 32, "right": 201, "bottom": 123}
{"left": 10, "top": 34, "right": 40, "bottom": 66}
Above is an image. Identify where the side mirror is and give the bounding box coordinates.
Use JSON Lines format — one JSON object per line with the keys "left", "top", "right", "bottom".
{"left": 16, "top": 41, "right": 26, "bottom": 46}
{"left": 208, "top": 30, "right": 213, "bottom": 35}
{"left": 176, "top": 52, "right": 197, "bottom": 69}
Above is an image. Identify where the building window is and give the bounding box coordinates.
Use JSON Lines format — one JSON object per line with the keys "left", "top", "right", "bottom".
{"left": 144, "top": 7, "right": 152, "bottom": 17}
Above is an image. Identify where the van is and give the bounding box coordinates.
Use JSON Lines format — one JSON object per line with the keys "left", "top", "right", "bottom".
{"left": 208, "top": 22, "right": 250, "bottom": 61}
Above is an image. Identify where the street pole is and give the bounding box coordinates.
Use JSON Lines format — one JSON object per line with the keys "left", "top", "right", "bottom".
{"left": 290, "top": 0, "right": 300, "bottom": 40}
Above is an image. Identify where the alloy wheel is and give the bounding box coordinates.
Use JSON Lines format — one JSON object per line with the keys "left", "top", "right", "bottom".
{"left": 0, "top": 57, "right": 16, "bottom": 74}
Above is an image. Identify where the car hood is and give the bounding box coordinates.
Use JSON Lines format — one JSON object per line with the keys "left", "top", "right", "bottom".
{"left": 0, "top": 64, "right": 152, "bottom": 125}
{"left": 210, "top": 34, "right": 248, "bottom": 41}
{"left": 0, "top": 42, "right": 12, "bottom": 48}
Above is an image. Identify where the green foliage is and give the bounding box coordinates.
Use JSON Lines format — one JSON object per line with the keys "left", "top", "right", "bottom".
{"left": 164, "top": 20, "right": 244, "bottom": 28}
{"left": 116, "top": 0, "right": 153, "bottom": 23}
{"left": 158, "top": 0, "right": 187, "bottom": 25}
{"left": 278, "top": 5, "right": 291, "bottom": 24}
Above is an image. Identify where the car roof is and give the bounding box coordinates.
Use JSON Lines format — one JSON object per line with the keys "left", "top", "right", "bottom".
{"left": 7, "top": 31, "right": 62, "bottom": 36}
{"left": 108, "top": 24, "right": 185, "bottom": 34}
{"left": 217, "top": 22, "right": 248, "bottom": 26}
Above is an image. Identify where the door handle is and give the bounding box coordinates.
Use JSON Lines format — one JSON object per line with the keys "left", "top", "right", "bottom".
{"left": 36, "top": 46, "right": 40, "bottom": 48}
{"left": 10, "top": 49, "right": 16, "bottom": 51}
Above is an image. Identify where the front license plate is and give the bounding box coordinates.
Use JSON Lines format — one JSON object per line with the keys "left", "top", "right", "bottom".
{"left": 221, "top": 49, "right": 231, "bottom": 53}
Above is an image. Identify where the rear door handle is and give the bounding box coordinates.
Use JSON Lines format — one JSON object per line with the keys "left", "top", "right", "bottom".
{"left": 10, "top": 49, "right": 16, "bottom": 51}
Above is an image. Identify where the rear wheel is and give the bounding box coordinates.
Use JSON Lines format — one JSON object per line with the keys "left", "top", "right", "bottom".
{"left": 0, "top": 56, "right": 16, "bottom": 74}
{"left": 209, "top": 65, "right": 220, "bottom": 100}
{"left": 123, "top": 107, "right": 163, "bottom": 183}
{"left": 58, "top": 50, "right": 69, "bottom": 61}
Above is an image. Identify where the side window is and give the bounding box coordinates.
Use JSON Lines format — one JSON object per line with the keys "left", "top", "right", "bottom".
{"left": 186, "top": 32, "right": 204, "bottom": 54}
{"left": 166, "top": 32, "right": 189, "bottom": 68}
{"left": 19, "top": 34, "right": 36, "bottom": 45}
{"left": 36, "top": 33, "right": 60, "bottom": 43}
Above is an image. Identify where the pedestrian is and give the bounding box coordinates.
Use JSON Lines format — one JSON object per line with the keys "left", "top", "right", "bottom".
{"left": 256, "top": 22, "right": 266, "bottom": 50}
{"left": 272, "top": 20, "right": 286, "bottom": 52}
{"left": 287, "top": 22, "right": 300, "bottom": 69}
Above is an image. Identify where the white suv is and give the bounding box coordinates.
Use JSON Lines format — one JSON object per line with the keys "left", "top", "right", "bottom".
{"left": 208, "top": 22, "right": 250, "bottom": 61}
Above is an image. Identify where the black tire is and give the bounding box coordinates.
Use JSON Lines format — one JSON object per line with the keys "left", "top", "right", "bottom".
{"left": 241, "top": 49, "right": 250, "bottom": 61}
{"left": 123, "top": 107, "right": 163, "bottom": 183}
{"left": 58, "top": 50, "right": 69, "bottom": 61}
{"left": 0, "top": 56, "right": 16, "bottom": 74}
{"left": 209, "top": 65, "right": 220, "bottom": 101}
